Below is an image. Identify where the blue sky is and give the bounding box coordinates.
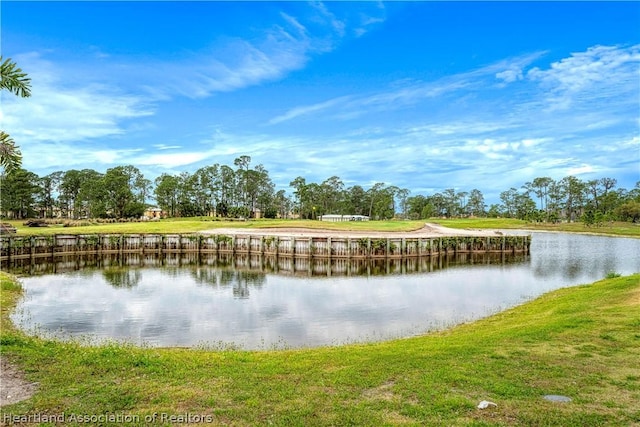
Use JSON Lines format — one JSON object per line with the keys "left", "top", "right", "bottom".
{"left": 2, "top": 1, "right": 639, "bottom": 204}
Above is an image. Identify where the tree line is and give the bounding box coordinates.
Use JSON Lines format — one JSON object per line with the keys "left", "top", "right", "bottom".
{"left": 405, "top": 177, "right": 640, "bottom": 224}
{"left": 1, "top": 156, "right": 639, "bottom": 224}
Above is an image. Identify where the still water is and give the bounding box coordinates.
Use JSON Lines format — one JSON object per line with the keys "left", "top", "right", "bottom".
{"left": 8, "top": 232, "right": 640, "bottom": 349}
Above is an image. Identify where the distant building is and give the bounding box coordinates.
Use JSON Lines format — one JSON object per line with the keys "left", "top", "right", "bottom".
{"left": 143, "top": 207, "right": 165, "bottom": 220}
{"left": 319, "top": 214, "right": 370, "bottom": 222}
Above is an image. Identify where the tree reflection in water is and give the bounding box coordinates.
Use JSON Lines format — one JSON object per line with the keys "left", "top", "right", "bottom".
{"left": 190, "top": 268, "right": 266, "bottom": 299}
{"left": 3, "top": 252, "right": 527, "bottom": 300}
{"left": 4, "top": 251, "right": 528, "bottom": 282}
{"left": 102, "top": 268, "right": 142, "bottom": 288}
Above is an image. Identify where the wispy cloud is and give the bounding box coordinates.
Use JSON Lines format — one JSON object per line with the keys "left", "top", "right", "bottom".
{"left": 268, "top": 51, "right": 547, "bottom": 124}
{"left": 2, "top": 52, "right": 153, "bottom": 145}
{"left": 137, "top": 3, "right": 384, "bottom": 100}
{"left": 3, "top": 0, "right": 636, "bottom": 212}
{"left": 259, "top": 45, "right": 638, "bottom": 196}
{"left": 17, "top": 43, "right": 637, "bottom": 198}
{"left": 269, "top": 96, "right": 352, "bottom": 124}
{"left": 4, "top": 3, "right": 388, "bottom": 173}
{"left": 527, "top": 44, "right": 640, "bottom": 111}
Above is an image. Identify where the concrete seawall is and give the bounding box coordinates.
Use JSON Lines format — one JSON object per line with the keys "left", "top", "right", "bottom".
{"left": 1, "top": 227, "right": 530, "bottom": 261}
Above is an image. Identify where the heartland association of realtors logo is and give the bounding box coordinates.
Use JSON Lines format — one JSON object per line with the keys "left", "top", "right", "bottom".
{"left": 2, "top": 412, "right": 215, "bottom": 424}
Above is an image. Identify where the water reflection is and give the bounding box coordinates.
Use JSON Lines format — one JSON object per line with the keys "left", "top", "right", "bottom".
{"left": 7, "top": 232, "right": 640, "bottom": 349}
{"left": 529, "top": 232, "right": 638, "bottom": 282}
{"left": 3, "top": 251, "right": 526, "bottom": 279}
{"left": 103, "top": 268, "right": 142, "bottom": 289}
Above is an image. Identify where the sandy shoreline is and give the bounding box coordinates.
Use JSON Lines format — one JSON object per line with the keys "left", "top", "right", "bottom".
{"left": 200, "top": 222, "right": 508, "bottom": 238}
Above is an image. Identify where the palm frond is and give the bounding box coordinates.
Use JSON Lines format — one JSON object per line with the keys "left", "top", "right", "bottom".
{"left": 0, "top": 131, "right": 23, "bottom": 173}
{"left": 0, "top": 56, "right": 32, "bottom": 98}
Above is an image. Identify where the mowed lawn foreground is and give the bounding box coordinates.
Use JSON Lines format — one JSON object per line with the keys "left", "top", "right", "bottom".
{"left": 1, "top": 268, "right": 639, "bottom": 426}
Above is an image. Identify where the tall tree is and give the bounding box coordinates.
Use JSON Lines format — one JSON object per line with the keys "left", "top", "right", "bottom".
{"left": 102, "top": 166, "right": 145, "bottom": 218}
{"left": 154, "top": 174, "right": 180, "bottom": 217}
{"left": 467, "top": 189, "right": 486, "bottom": 217}
{"left": 274, "top": 189, "right": 290, "bottom": 219}
{"left": 59, "top": 169, "right": 102, "bottom": 218}
{"left": 216, "top": 165, "right": 236, "bottom": 216}
{"left": 37, "top": 171, "right": 63, "bottom": 218}
{"left": 514, "top": 192, "right": 537, "bottom": 220}
{"left": 442, "top": 188, "right": 459, "bottom": 218}
{"left": 321, "top": 176, "right": 345, "bottom": 214}
{"left": 395, "top": 188, "right": 410, "bottom": 218}
{"left": 546, "top": 180, "right": 565, "bottom": 222}
{"left": 175, "top": 171, "right": 200, "bottom": 217}
{"left": 367, "top": 182, "right": 386, "bottom": 219}
{"left": 306, "top": 183, "right": 322, "bottom": 219}
{"left": 377, "top": 186, "right": 397, "bottom": 219}
{"left": 77, "top": 169, "right": 106, "bottom": 218}
{"left": 499, "top": 188, "right": 518, "bottom": 218}
{"left": 406, "top": 195, "right": 428, "bottom": 219}
{"left": 428, "top": 193, "right": 447, "bottom": 217}
{"left": 249, "top": 164, "right": 274, "bottom": 217}
{"left": 122, "top": 165, "right": 150, "bottom": 207}
{"left": 560, "top": 176, "right": 586, "bottom": 222}
{"left": 457, "top": 191, "right": 469, "bottom": 216}
{"left": 289, "top": 176, "right": 308, "bottom": 218}
{"left": 0, "top": 57, "right": 31, "bottom": 172}
{"left": 193, "top": 164, "right": 220, "bottom": 216}
{"left": 599, "top": 177, "right": 617, "bottom": 215}
{"left": 0, "top": 168, "right": 39, "bottom": 218}
{"left": 586, "top": 179, "right": 602, "bottom": 212}
{"left": 346, "top": 185, "right": 368, "bottom": 216}
{"left": 234, "top": 155, "right": 252, "bottom": 213}
{"left": 525, "top": 177, "right": 552, "bottom": 215}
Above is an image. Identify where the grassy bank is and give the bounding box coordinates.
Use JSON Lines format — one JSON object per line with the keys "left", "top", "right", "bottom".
{"left": 3, "top": 217, "right": 639, "bottom": 238}
{"left": 2, "top": 218, "right": 427, "bottom": 236}
{"left": 434, "top": 218, "right": 640, "bottom": 238}
{"left": 1, "top": 271, "right": 639, "bottom": 425}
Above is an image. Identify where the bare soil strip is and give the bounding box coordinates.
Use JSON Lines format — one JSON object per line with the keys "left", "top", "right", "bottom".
{"left": 201, "top": 223, "right": 507, "bottom": 238}
{"left": 0, "top": 357, "right": 38, "bottom": 407}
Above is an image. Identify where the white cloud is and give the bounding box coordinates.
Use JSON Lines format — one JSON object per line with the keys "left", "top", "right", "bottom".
{"left": 310, "top": 1, "right": 346, "bottom": 38}
{"left": 153, "top": 36, "right": 311, "bottom": 100}
{"left": 5, "top": 3, "right": 386, "bottom": 175}
{"left": 269, "top": 96, "right": 352, "bottom": 124}
{"left": 566, "top": 164, "right": 596, "bottom": 176}
{"left": 268, "top": 51, "right": 546, "bottom": 124}
{"left": 148, "top": 2, "right": 379, "bottom": 101}
{"left": 279, "top": 12, "right": 309, "bottom": 38}
{"left": 20, "top": 141, "right": 141, "bottom": 171}
{"left": 153, "top": 144, "right": 182, "bottom": 150}
{"left": 134, "top": 152, "right": 210, "bottom": 168}
{"left": 527, "top": 44, "right": 640, "bottom": 111}
{"left": 493, "top": 52, "right": 544, "bottom": 84}
{"left": 2, "top": 53, "right": 153, "bottom": 145}
{"left": 495, "top": 67, "right": 523, "bottom": 83}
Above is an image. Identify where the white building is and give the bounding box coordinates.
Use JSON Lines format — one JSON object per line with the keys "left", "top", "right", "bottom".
{"left": 319, "top": 214, "right": 370, "bottom": 222}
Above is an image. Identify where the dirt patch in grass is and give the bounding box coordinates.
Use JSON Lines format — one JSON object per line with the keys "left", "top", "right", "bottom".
{"left": 362, "top": 380, "right": 397, "bottom": 402}
{"left": 626, "top": 286, "right": 640, "bottom": 306}
{"left": 201, "top": 223, "right": 507, "bottom": 238}
{"left": 0, "top": 357, "right": 37, "bottom": 406}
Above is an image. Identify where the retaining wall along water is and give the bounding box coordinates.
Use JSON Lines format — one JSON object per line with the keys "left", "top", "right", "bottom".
{"left": 0, "top": 233, "right": 530, "bottom": 261}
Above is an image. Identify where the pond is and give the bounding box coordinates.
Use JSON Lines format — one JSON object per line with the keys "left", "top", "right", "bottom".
{"left": 6, "top": 232, "right": 640, "bottom": 350}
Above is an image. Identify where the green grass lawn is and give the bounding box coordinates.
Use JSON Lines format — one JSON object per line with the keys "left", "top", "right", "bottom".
{"left": 2, "top": 271, "right": 639, "bottom": 426}
{"left": 4, "top": 217, "right": 638, "bottom": 238}
{"left": 432, "top": 218, "right": 640, "bottom": 238}
{"left": 2, "top": 218, "right": 427, "bottom": 236}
